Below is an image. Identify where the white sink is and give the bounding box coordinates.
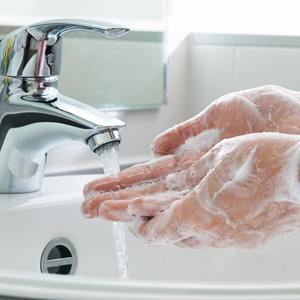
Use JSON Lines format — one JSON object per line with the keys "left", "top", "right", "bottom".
{"left": 0, "top": 175, "right": 300, "bottom": 299}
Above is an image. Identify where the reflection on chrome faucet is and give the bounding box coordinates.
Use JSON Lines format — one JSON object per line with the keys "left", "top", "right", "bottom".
{"left": 0, "top": 19, "right": 129, "bottom": 193}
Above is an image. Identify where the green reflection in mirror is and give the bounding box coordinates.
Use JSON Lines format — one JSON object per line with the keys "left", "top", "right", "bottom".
{"left": 60, "top": 29, "right": 165, "bottom": 110}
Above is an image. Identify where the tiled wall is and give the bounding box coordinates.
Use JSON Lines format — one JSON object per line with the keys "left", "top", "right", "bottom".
{"left": 188, "top": 34, "right": 300, "bottom": 114}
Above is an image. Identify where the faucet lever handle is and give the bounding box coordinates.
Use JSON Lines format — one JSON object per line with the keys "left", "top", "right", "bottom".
{"left": 26, "top": 19, "right": 129, "bottom": 42}
{"left": 0, "top": 19, "right": 129, "bottom": 77}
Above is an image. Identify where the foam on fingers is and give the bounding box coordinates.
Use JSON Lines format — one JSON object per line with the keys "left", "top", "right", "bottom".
{"left": 82, "top": 179, "right": 168, "bottom": 218}
{"left": 83, "top": 155, "right": 179, "bottom": 200}
{"left": 98, "top": 190, "right": 190, "bottom": 221}
{"left": 166, "top": 151, "right": 216, "bottom": 191}
{"left": 151, "top": 107, "right": 214, "bottom": 156}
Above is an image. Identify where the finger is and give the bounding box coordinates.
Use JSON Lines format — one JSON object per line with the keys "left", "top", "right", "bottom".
{"left": 83, "top": 155, "right": 178, "bottom": 198}
{"left": 99, "top": 191, "right": 187, "bottom": 222}
{"left": 98, "top": 191, "right": 187, "bottom": 222}
{"left": 82, "top": 179, "right": 166, "bottom": 218}
{"left": 151, "top": 105, "right": 215, "bottom": 156}
{"left": 175, "top": 149, "right": 208, "bottom": 170}
{"left": 82, "top": 152, "right": 214, "bottom": 218}
{"left": 132, "top": 200, "right": 189, "bottom": 245}
{"left": 166, "top": 151, "right": 215, "bottom": 191}
{"left": 131, "top": 192, "right": 213, "bottom": 246}
{"left": 84, "top": 148, "right": 211, "bottom": 201}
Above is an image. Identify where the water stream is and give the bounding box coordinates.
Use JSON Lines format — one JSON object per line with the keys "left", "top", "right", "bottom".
{"left": 97, "top": 144, "right": 129, "bottom": 279}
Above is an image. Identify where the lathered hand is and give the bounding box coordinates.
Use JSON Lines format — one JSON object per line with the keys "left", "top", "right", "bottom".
{"left": 84, "top": 133, "right": 300, "bottom": 248}
{"left": 82, "top": 85, "right": 300, "bottom": 248}
{"left": 152, "top": 85, "right": 300, "bottom": 156}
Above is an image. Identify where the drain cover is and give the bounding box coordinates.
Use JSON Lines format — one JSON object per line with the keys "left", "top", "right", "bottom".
{"left": 40, "top": 237, "right": 77, "bottom": 275}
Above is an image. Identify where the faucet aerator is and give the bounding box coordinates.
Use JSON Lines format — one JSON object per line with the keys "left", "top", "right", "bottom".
{"left": 86, "top": 129, "right": 121, "bottom": 154}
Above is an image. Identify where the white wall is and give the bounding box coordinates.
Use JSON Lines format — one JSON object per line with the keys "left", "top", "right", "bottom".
{"left": 0, "top": 0, "right": 164, "bottom": 28}
{"left": 170, "top": 0, "right": 300, "bottom": 36}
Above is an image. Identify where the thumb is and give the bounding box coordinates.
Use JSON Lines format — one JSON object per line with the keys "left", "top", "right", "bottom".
{"left": 130, "top": 192, "right": 212, "bottom": 246}
{"left": 151, "top": 105, "right": 215, "bottom": 156}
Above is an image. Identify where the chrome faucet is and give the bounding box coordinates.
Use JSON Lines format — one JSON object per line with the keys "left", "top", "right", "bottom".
{"left": 0, "top": 19, "right": 129, "bottom": 193}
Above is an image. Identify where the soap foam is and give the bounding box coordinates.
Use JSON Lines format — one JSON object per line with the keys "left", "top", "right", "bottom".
{"left": 176, "top": 128, "right": 221, "bottom": 155}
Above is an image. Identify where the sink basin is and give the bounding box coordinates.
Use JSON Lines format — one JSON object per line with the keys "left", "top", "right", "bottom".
{"left": 1, "top": 174, "right": 300, "bottom": 299}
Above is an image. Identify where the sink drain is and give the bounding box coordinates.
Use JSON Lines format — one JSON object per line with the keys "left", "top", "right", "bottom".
{"left": 40, "top": 237, "right": 77, "bottom": 275}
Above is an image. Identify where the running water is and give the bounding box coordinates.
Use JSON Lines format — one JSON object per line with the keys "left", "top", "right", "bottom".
{"left": 97, "top": 144, "right": 129, "bottom": 279}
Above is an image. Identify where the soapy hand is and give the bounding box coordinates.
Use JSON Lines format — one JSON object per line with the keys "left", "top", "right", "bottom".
{"left": 152, "top": 85, "right": 300, "bottom": 157}
{"left": 82, "top": 85, "right": 300, "bottom": 248}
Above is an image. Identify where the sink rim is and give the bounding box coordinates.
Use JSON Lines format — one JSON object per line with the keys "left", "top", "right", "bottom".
{"left": 1, "top": 269, "right": 300, "bottom": 299}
